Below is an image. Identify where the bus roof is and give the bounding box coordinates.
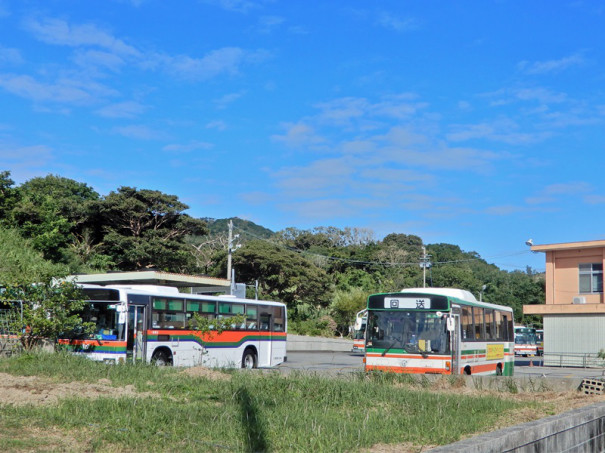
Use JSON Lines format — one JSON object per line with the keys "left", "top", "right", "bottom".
{"left": 397, "top": 287, "right": 513, "bottom": 313}
{"left": 79, "top": 283, "right": 286, "bottom": 307}
{"left": 400, "top": 287, "right": 477, "bottom": 303}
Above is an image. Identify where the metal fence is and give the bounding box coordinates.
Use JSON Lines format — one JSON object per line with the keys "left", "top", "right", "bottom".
{"left": 0, "top": 308, "right": 22, "bottom": 357}
{"left": 542, "top": 352, "right": 605, "bottom": 368}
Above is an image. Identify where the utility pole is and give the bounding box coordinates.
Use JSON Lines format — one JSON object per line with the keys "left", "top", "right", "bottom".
{"left": 227, "top": 220, "right": 233, "bottom": 281}
{"left": 420, "top": 246, "right": 432, "bottom": 288}
{"left": 227, "top": 219, "right": 240, "bottom": 287}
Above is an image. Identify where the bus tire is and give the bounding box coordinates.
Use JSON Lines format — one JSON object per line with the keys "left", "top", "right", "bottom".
{"left": 464, "top": 366, "right": 472, "bottom": 376}
{"left": 496, "top": 364, "right": 503, "bottom": 376}
{"left": 152, "top": 349, "right": 173, "bottom": 366}
{"left": 242, "top": 348, "right": 257, "bottom": 369}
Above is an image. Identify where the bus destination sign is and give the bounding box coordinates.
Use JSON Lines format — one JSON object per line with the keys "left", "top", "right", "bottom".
{"left": 384, "top": 297, "right": 431, "bottom": 309}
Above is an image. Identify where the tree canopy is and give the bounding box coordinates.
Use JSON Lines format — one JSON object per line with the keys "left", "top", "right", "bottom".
{"left": 0, "top": 170, "right": 546, "bottom": 335}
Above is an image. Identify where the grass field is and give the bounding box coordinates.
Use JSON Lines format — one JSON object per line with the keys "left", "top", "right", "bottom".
{"left": 0, "top": 351, "right": 584, "bottom": 452}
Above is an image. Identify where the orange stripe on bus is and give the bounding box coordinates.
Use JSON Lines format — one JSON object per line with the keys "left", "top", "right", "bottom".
{"left": 460, "top": 362, "right": 498, "bottom": 374}
{"left": 58, "top": 339, "right": 128, "bottom": 346}
{"left": 149, "top": 330, "right": 286, "bottom": 341}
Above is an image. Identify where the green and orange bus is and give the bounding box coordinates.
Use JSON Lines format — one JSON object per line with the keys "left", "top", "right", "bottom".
{"left": 364, "top": 288, "right": 514, "bottom": 376}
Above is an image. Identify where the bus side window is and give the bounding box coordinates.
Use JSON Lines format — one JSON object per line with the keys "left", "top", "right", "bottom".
{"left": 273, "top": 306, "right": 285, "bottom": 332}
{"left": 461, "top": 306, "right": 473, "bottom": 340}
{"left": 260, "top": 313, "right": 270, "bottom": 331}
{"left": 474, "top": 307, "right": 484, "bottom": 340}
{"left": 484, "top": 309, "right": 494, "bottom": 340}
{"left": 246, "top": 305, "right": 258, "bottom": 330}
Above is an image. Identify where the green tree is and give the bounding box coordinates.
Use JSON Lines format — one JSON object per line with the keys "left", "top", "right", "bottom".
{"left": 98, "top": 187, "right": 208, "bottom": 271}
{"left": 0, "top": 227, "right": 64, "bottom": 285}
{"left": 330, "top": 287, "right": 368, "bottom": 337}
{"left": 0, "top": 170, "right": 18, "bottom": 223}
{"left": 3, "top": 280, "right": 93, "bottom": 350}
{"left": 7, "top": 175, "right": 100, "bottom": 265}
{"left": 0, "top": 227, "right": 92, "bottom": 350}
{"left": 231, "top": 240, "right": 333, "bottom": 313}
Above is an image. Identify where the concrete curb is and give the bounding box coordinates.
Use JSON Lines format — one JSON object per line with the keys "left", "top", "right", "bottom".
{"left": 429, "top": 401, "right": 605, "bottom": 452}
{"left": 286, "top": 334, "right": 353, "bottom": 352}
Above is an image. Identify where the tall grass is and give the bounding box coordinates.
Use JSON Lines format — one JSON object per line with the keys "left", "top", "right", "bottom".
{"left": 0, "top": 352, "right": 536, "bottom": 452}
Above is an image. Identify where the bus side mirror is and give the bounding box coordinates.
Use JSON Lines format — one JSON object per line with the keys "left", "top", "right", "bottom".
{"left": 446, "top": 317, "right": 455, "bottom": 332}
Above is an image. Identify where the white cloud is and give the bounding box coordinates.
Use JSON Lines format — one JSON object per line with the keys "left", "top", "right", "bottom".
{"left": 156, "top": 47, "right": 246, "bottom": 81}
{"left": 206, "top": 120, "right": 227, "bottom": 131}
{"left": 257, "top": 15, "right": 285, "bottom": 33}
{"left": 314, "top": 97, "right": 368, "bottom": 125}
{"left": 162, "top": 141, "right": 214, "bottom": 153}
{"left": 24, "top": 17, "right": 141, "bottom": 57}
{"left": 518, "top": 54, "right": 584, "bottom": 75}
{"left": 239, "top": 190, "right": 275, "bottom": 205}
{"left": 371, "top": 94, "right": 428, "bottom": 119}
{"left": 201, "top": 0, "right": 262, "bottom": 13}
{"left": 313, "top": 94, "right": 426, "bottom": 127}
{"left": 446, "top": 120, "right": 552, "bottom": 145}
{"left": 214, "top": 92, "right": 244, "bottom": 109}
{"left": 95, "top": 101, "right": 147, "bottom": 118}
{"left": 585, "top": 195, "right": 605, "bottom": 204}
{"left": 72, "top": 49, "right": 126, "bottom": 73}
{"left": 112, "top": 125, "right": 165, "bottom": 140}
{"left": 271, "top": 122, "right": 326, "bottom": 149}
{"left": 0, "top": 46, "right": 22, "bottom": 64}
{"left": 375, "top": 11, "right": 419, "bottom": 32}
{"left": 0, "top": 143, "right": 52, "bottom": 164}
{"left": 525, "top": 182, "right": 593, "bottom": 205}
{"left": 488, "top": 87, "right": 568, "bottom": 106}
{"left": 274, "top": 157, "right": 355, "bottom": 197}
{"left": 485, "top": 204, "right": 529, "bottom": 215}
{"left": 0, "top": 73, "right": 116, "bottom": 105}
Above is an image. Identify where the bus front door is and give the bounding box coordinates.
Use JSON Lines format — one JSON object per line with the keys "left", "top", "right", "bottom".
{"left": 449, "top": 313, "right": 461, "bottom": 375}
{"left": 259, "top": 313, "right": 272, "bottom": 366}
{"left": 127, "top": 305, "right": 147, "bottom": 364}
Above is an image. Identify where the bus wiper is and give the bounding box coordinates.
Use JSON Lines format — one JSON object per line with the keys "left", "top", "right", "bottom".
{"left": 381, "top": 340, "right": 399, "bottom": 356}
{"left": 403, "top": 342, "right": 429, "bottom": 358}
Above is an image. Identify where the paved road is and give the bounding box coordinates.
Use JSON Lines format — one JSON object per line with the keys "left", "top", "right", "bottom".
{"left": 278, "top": 351, "right": 605, "bottom": 381}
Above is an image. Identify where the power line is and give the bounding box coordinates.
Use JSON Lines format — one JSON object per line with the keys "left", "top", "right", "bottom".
{"left": 232, "top": 225, "right": 544, "bottom": 272}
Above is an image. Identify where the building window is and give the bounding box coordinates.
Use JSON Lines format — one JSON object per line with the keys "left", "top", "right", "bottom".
{"left": 579, "top": 263, "right": 603, "bottom": 293}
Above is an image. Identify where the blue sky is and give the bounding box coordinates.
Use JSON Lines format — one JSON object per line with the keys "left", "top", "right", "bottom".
{"left": 1, "top": 0, "right": 605, "bottom": 273}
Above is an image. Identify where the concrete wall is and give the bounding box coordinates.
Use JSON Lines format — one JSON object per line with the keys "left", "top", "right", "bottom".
{"left": 286, "top": 334, "right": 353, "bottom": 352}
{"left": 429, "top": 401, "right": 605, "bottom": 452}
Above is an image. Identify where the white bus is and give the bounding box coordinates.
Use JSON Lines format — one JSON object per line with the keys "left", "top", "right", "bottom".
{"left": 59, "top": 284, "right": 287, "bottom": 368}
{"left": 352, "top": 309, "right": 367, "bottom": 352}
{"left": 514, "top": 325, "right": 538, "bottom": 357}
{"left": 364, "top": 288, "right": 515, "bottom": 376}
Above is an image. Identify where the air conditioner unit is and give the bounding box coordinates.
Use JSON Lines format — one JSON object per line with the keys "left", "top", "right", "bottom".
{"left": 573, "top": 296, "right": 586, "bottom": 304}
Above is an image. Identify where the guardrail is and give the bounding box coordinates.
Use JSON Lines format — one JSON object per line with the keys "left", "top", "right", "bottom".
{"left": 541, "top": 352, "right": 605, "bottom": 369}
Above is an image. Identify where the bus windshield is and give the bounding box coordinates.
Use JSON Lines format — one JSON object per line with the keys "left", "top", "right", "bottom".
{"left": 80, "top": 302, "right": 124, "bottom": 341}
{"left": 366, "top": 310, "right": 449, "bottom": 354}
{"left": 514, "top": 328, "right": 537, "bottom": 345}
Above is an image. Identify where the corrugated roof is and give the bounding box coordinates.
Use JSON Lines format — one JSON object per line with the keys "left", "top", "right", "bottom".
{"left": 67, "top": 270, "right": 230, "bottom": 289}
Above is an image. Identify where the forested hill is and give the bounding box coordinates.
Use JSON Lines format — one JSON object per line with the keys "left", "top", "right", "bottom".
{"left": 0, "top": 171, "right": 544, "bottom": 335}
{"left": 203, "top": 217, "right": 274, "bottom": 240}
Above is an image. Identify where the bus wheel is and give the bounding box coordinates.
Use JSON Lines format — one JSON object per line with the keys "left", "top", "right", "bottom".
{"left": 496, "top": 364, "right": 503, "bottom": 376}
{"left": 152, "top": 350, "right": 172, "bottom": 366}
{"left": 464, "top": 366, "right": 472, "bottom": 376}
{"left": 242, "top": 349, "right": 257, "bottom": 369}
